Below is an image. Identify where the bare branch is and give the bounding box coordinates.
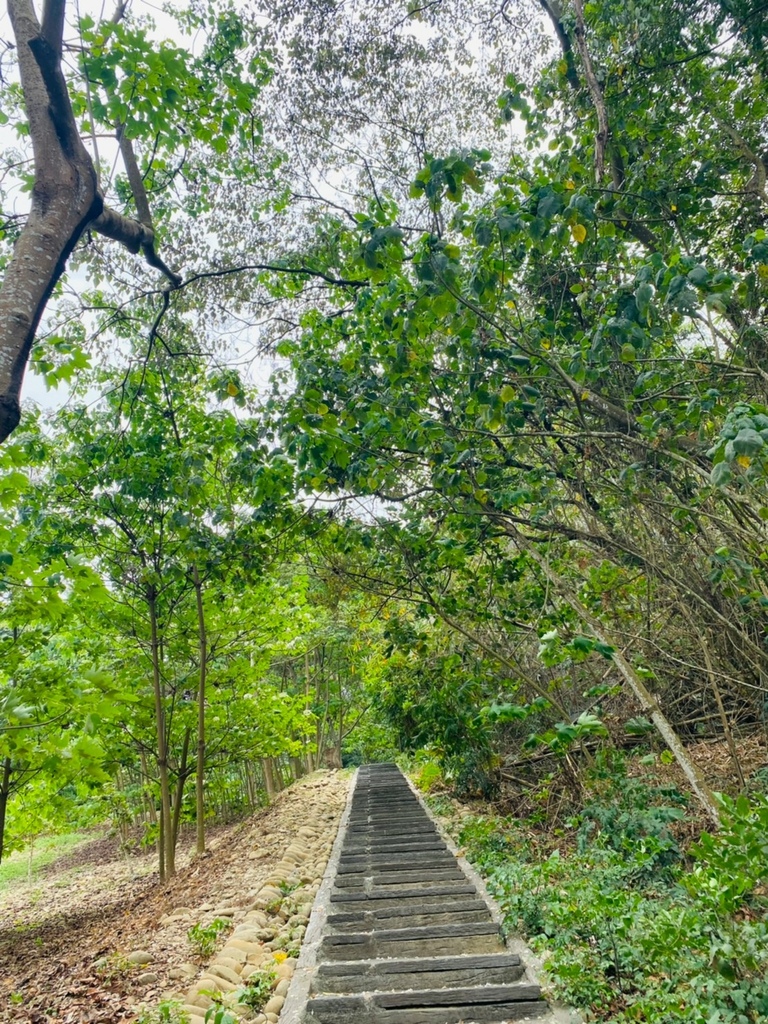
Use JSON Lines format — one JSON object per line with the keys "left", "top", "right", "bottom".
{"left": 571, "top": 0, "right": 609, "bottom": 182}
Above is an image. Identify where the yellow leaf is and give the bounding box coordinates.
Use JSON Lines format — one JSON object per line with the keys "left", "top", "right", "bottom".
{"left": 737, "top": 455, "right": 751, "bottom": 468}
{"left": 226, "top": 382, "right": 239, "bottom": 396}
{"left": 501, "top": 384, "right": 516, "bottom": 403}
{"left": 670, "top": 204, "right": 677, "bottom": 212}
{"left": 565, "top": 179, "right": 575, "bottom": 190}
{"left": 557, "top": 60, "right": 568, "bottom": 75}
{"left": 571, "top": 223, "right": 587, "bottom": 244}
{"left": 757, "top": 264, "right": 768, "bottom": 280}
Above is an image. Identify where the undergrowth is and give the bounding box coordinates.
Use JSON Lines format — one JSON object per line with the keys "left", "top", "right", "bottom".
{"left": 436, "top": 753, "right": 768, "bottom": 1023}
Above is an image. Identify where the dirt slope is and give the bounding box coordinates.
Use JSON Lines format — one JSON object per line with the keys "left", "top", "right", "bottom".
{"left": 0, "top": 770, "right": 349, "bottom": 1024}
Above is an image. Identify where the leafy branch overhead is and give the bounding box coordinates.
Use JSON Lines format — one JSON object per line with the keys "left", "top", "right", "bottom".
{"left": 0, "top": 0, "right": 269, "bottom": 442}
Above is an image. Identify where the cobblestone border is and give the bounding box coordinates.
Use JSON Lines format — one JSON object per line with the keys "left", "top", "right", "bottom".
{"left": 278, "top": 767, "right": 359, "bottom": 1024}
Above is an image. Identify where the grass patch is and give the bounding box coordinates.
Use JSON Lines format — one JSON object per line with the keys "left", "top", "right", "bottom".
{"left": 0, "top": 831, "right": 95, "bottom": 888}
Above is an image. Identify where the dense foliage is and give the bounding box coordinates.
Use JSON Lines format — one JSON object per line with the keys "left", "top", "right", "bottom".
{"left": 434, "top": 760, "right": 768, "bottom": 1023}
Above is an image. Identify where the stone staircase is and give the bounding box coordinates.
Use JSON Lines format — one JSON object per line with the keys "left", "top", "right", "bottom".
{"left": 286, "top": 763, "right": 559, "bottom": 1024}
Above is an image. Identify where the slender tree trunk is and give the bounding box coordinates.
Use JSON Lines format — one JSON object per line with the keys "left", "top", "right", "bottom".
{"left": 304, "top": 650, "right": 316, "bottom": 772}
{"left": 157, "top": 806, "right": 165, "bottom": 880}
{"left": 171, "top": 726, "right": 192, "bottom": 853}
{"left": 192, "top": 565, "right": 207, "bottom": 854}
{"left": 140, "top": 748, "right": 156, "bottom": 826}
{"left": 0, "top": 758, "right": 12, "bottom": 864}
{"left": 262, "top": 757, "right": 276, "bottom": 803}
{"left": 243, "top": 761, "right": 253, "bottom": 808}
{"left": 148, "top": 587, "right": 175, "bottom": 878}
{"left": 335, "top": 691, "right": 344, "bottom": 768}
{"left": 114, "top": 769, "right": 129, "bottom": 844}
{"left": 702, "top": 636, "right": 746, "bottom": 788}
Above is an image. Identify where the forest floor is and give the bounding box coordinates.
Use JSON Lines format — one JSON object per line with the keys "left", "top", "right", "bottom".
{"left": 0, "top": 770, "right": 350, "bottom": 1024}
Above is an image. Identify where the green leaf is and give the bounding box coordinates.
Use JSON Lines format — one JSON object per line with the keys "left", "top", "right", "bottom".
{"left": 625, "top": 716, "right": 654, "bottom": 735}
{"left": 474, "top": 218, "right": 494, "bottom": 246}
{"left": 687, "top": 264, "right": 709, "bottom": 286}
{"left": 635, "top": 282, "right": 653, "bottom": 318}
{"left": 732, "top": 428, "right": 764, "bottom": 456}
{"left": 538, "top": 192, "right": 562, "bottom": 220}
{"left": 710, "top": 461, "right": 732, "bottom": 487}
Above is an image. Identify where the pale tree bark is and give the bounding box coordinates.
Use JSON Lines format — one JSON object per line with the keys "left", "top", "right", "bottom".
{"left": 0, "top": 0, "right": 101, "bottom": 441}
{"left": 0, "top": 0, "right": 180, "bottom": 444}
{"left": 262, "top": 757, "right": 276, "bottom": 802}
{"left": 304, "top": 650, "right": 315, "bottom": 772}
{"left": 571, "top": 0, "right": 610, "bottom": 182}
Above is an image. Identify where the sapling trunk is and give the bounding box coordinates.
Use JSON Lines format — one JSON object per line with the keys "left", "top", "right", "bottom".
{"left": 0, "top": 758, "right": 11, "bottom": 865}
{"left": 192, "top": 565, "right": 207, "bottom": 854}
{"left": 148, "top": 588, "right": 175, "bottom": 878}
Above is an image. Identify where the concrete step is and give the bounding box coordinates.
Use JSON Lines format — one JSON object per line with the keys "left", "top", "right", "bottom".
{"left": 313, "top": 952, "right": 525, "bottom": 993}
{"left": 334, "top": 869, "right": 466, "bottom": 889}
{"left": 305, "top": 983, "right": 547, "bottom": 1023}
{"left": 328, "top": 899, "right": 491, "bottom": 931}
{"left": 342, "top": 839, "right": 446, "bottom": 852}
{"left": 283, "top": 765, "right": 556, "bottom": 1024}
{"left": 319, "top": 922, "right": 504, "bottom": 960}
{"left": 330, "top": 883, "right": 478, "bottom": 903}
{"left": 337, "top": 855, "right": 458, "bottom": 873}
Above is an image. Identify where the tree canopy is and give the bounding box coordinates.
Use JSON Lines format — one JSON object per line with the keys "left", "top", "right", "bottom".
{"left": 0, "top": 0, "right": 767, "bottom": 880}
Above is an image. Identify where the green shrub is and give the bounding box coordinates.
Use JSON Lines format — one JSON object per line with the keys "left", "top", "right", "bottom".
{"left": 136, "top": 1001, "right": 190, "bottom": 1024}
{"left": 187, "top": 918, "right": 231, "bottom": 959}
{"left": 237, "top": 966, "right": 276, "bottom": 1011}
{"left": 575, "top": 752, "right": 687, "bottom": 878}
{"left": 414, "top": 759, "right": 444, "bottom": 792}
{"left": 440, "top": 776, "right": 768, "bottom": 1022}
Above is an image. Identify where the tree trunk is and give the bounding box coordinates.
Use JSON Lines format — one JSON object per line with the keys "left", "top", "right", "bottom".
{"left": 262, "top": 757, "right": 276, "bottom": 802}
{"left": 140, "top": 748, "right": 156, "bottom": 826}
{"left": 0, "top": 0, "right": 181, "bottom": 444}
{"left": 304, "top": 650, "right": 316, "bottom": 772}
{"left": 335, "top": 690, "right": 344, "bottom": 768}
{"left": 148, "top": 587, "right": 175, "bottom": 878}
{"left": 157, "top": 804, "right": 165, "bottom": 880}
{"left": 0, "top": 758, "right": 12, "bottom": 864}
{"left": 0, "top": 0, "right": 101, "bottom": 441}
{"left": 171, "top": 726, "right": 191, "bottom": 853}
{"left": 192, "top": 565, "right": 207, "bottom": 854}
